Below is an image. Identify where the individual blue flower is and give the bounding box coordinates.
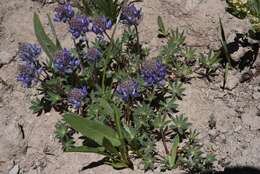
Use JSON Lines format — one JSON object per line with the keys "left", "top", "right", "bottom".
{"left": 54, "top": 3, "right": 74, "bottom": 23}
{"left": 69, "top": 15, "right": 90, "bottom": 39}
{"left": 120, "top": 4, "right": 142, "bottom": 26}
{"left": 85, "top": 48, "right": 102, "bottom": 63}
{"left": 16, "top": 63, "right": 42, "bottom": 88}
{"left": 141, "top": 59, "right": 167, "bottom": 86}
{"left": 68, "top": 87, "right": 88, "bottom": 109}
{"left": 53, "top": 48, "right": 80, "bottom": 74}
{"left": 18, "top": 42, "right": 41, "bottom": 63}
{"left": 91, "top": 16, "right": 112, "bottom": 35}
{"left": 116, "top": 79, "right": 139, "bottom": 102}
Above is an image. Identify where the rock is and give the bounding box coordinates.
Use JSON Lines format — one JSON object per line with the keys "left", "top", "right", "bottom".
{"left": 0, "top": 51, "right": 13, "bottom": 65}
{"left": 184, "top": 0, "right": 201, "bottom": 12}
{"left": 257, "top": 104, "right": 260, "bottom": 111}
{"left": 225, "top": 72, "right": 240, "bottom": 90}
{"left": 253, "top": 91, "right": 260, "bottom": 100}
{"left": 209, "top": 129, "right": 217, "bottom": 137}
{"left": 9, "top": 165, "right": 20, "bottom": 174}
{"left": 231, "top": 46, "right": 251, "bottom": 62}
{"left": 242, "top": 112, "right": 260, "bottom": 130}
{"left": 234, "top": 126, "right": 242, "bottom": 132}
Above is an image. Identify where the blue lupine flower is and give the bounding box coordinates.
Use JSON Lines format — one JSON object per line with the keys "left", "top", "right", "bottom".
{"left": 68, "top": 87, "right": 88, "bottom": 109}
{"left": 116, "top": 79, "right": 139, "bottom": 102}
{"left": 120, "top": 4, "right": 142, "bottom": 26}
{"left": 91, "top": 16, "right": 112, "bottom": 35}
{"left": 69, "top": 15, "right": 90, "bottom": 39}
{"left": 17, "top": 64, "right": 42, "bottom": 88}
{"left": 54, "top": 3, "right": 74, "bottom": 23}
{"left": 53, "top": 48, "right": 80, "bottom": 74}
{"left": 85, "top": 48, "right": 102, "bottom": 63}
{"left": 141, "top": 59, "right": 167, "bottom": 86}
{"left": 18, "top": 43, "right": 41, "bottom": 63}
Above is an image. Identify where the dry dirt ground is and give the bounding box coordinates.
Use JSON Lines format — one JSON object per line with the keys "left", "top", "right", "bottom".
{"left": 0, "top": 0, "right": 260, "bottom": 174}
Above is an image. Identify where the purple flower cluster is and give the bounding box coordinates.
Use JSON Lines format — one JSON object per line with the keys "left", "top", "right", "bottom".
{"left": 68, "top": 87, "right": 88, "bottom": 109}
{"left": 16, "top": 43, "right": 42, "bottom": 88}
{"left": 53, "top": 3, "right": 113, "bottom": 38}
{"left": 18, "top": 43, "right": 41, "bottom": 63}
{"left": 54, "top": 3, "right": 74, "bottom": 23}
{"left": 17, "top": 63, "right": 42, "bottom": 88}
{"left": 53, "top": 48, "right": 80, "bottom": 74}
{"left": 69, "top": 15, "right": 90, "bottom": 39}
{"left": 91, "top": 16, "right": 113, "bottom": 35}
{"left": 120, "top": 4, "right": 142, "bottom": 26}
{"left": 85, "top": 48, "right": 102, "bottom": 63}
{"left": 116, "top": 79, "right": 139, "bottom": 102}
{"left": 141, "top": 59, "right": 167, "bottom": 86}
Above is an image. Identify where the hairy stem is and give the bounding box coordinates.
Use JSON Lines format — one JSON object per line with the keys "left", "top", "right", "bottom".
{"left": 134, "top": 24, "right": 142, "bottom": 59}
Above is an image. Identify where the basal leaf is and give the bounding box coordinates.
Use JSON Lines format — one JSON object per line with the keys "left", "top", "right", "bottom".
{"left": 47, "top": 14, "right": 62, "bottom": 49}
{"left": 64, "top": 113, "right": 121, "bottom": 146}
{"left": 65, "top": 146, "right": 106, "bottom": 155}
{"left": 33, "top": 13, "right": 59, "bottom": 61}
{"left": 169, "top": 134, "right": 179, "bottom": 168}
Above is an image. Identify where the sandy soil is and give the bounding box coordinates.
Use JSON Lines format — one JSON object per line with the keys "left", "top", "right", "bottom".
{"left": 0, "top": 0, "right": 259, "bottom": 173}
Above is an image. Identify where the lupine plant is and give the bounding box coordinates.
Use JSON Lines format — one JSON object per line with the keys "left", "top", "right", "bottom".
{"left": 17, "top": 0, "right": 216, "bottom": 172}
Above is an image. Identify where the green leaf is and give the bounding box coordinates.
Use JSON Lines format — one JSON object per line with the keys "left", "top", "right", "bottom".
{"left": 64, "top": 113, "right": 121, "bottom": 146}
{"left": 47, "top": 91, "right": 61, "bottom": 104}
{"left": 65, "top": 146, "right": 105, "bottom": 155}
{"left": 47, "top": 14, "right": 62, "bottom": 49}
{"left": 111, "top": 161, "right": 129, "bottom": 169}
{"left": 157, "top": 16, "right": 168, "bottom": 37}
{"left": 168, "top": 134, "right": 179, "bottom": 168}
{"left": 33, "top": 13, "right": 59, "bottom": 61}
{"left": 93, "top": 0, "right": 120, "bottom": 23}
{"left": 97, "top": 98, "right": 114, "bottom": 117}
{"left": 219, "top": 18, "right": 232, "bottom": 65}
{"left": 223, "top": 62, "right": 229, "bottom": 89}
{"left": 30, "top": 98, "right": 44, "bottom": 114}
{"left": 102, "top": 138, "right": 119, "bottom": 155}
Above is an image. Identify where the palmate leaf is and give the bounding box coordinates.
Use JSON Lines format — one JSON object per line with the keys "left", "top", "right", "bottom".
{"left": 157, "top": 16, "right": 169, "bottom": 37}
{"left": 33, "top": 13, "right": 59, "bottom": 61}
{"left": 168, "top": 134, "right": 179, "bottom": 168}
{"left": 64, "top": 113, "right": 121, "bottom": 146}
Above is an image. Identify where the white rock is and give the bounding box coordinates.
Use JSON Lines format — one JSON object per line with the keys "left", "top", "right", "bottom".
{"left": 9, "top": 165, "right": 19, "bottom": 174}
{"left": 253, "top": 91, "right": 260, "bottom": 100}
{"left": 225, "top": 72, "right": 240, "bottom": 90}
{"left": 0, "top": 51, "right": 12, "bottom": 65}
{"left": 257, "top": 104, "right": 260, "bottom": 111}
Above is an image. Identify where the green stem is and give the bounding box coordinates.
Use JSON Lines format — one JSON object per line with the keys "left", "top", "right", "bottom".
{"left": 101, "top": 59, "right": 107, "bottom": 94}
{"left": 113, "top": 105, "right": 133, "bottom": 168}
{"left": 134, "top": 25, "right": 141, "bottom": 59}
{"left": 73, "top": 39, "right": 84, "bottom": 75}
{"left": 161, "top": 128, "right": 169, "bottom": 155}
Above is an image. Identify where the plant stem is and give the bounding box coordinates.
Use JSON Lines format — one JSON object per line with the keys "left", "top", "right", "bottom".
{"left": 101, "top": 58, "right": 108, "bottom": 94}
{"left": 134, "top": 25, "right": 142, "bottom": 59}
{"left": 161, "top": 128, "right": 169, "bottom": 155}
{"left": 73, "top": 39, "right": 84, "bottom": 75}
{"left": 113, "top": 104, "right": 133, "bottom": 168}
{"left": 125, "top": 100, "right": 132, "bottom": 125}
{"left": 104, "top": 31, "right": 112, "bottom": 42}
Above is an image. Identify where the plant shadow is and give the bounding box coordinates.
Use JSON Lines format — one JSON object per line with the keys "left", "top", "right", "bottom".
{"left": 80, "top": 157, "right": 108, "bottom": 171}
{"left": 220, "top": 32, "right": 259, "bottom": 71}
